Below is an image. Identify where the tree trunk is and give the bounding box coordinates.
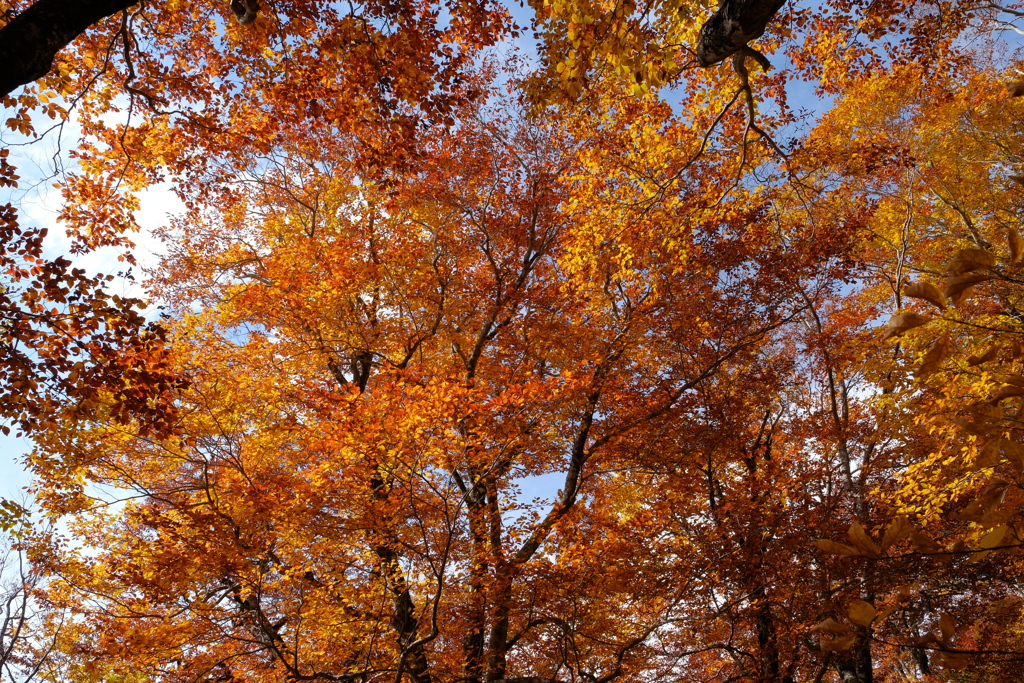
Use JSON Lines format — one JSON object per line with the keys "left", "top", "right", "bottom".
{"left": 0, "top": 0, "right": 138, "bottom": 97}
{"left": 695, "top": 0, "right": 787, "bottom": 67}
{"left": 463, "top": 488, "right": 488, "bottom": 683}
{"left": 374, "top": 543, "right": 433, "bottom": 683}
{"left": 834, "top": 641, "right": 873, "bottom": 683}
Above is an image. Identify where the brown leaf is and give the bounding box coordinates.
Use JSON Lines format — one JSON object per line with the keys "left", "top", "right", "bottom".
{"left": 1009, "top": 229, "right": 1024, "bottom": 266}
{"left": 910, "top": 531, "right": 942, "bottom": 554}
{"left": 917, "top": 333, "right": 949, "bottom": 377}
{"left": 909, "top": 634, "right": 937, "bottom": 651}
{"left": 945, "top": 272, "right": 991, "bottom": 307}
{"left": 933, "top": 651, "right": 971, "bottom": 670}
{"left": 1002, "top": 440, "right": 1024, "bottom": 472}
{"left": 970, "top": 523, "right": 1014, "bottom": 562}
{"left": 828, "top": 634, "right": 857, "bottom": 651}
{"left": 939, "top": 612, "right": 956, "bottom": 642}
{"left": 875, "top": 603, "right": 899, "bottom": 624}
{"left": 990, "top": 384, "right": 1024, "bottom": 404}
{"left": 903, "top": 281, "right": 946, "bottom": 309}
{"left": 946, "top": 248, "right": 996, "bottom": 275}
{"left": 848, "top": 600, "right": 876, "bottom": 628}
{"left": 883, "top": 311, "right": 930, "bottom": 339}
{"left": 880, "top": 516, "right": 913, "bottom": 551}
{"left": 847, "top": 521, "right": 881, "bottom": 557}
{"left": 814, "top": 539, "right": 862, "bottom": 556}
{"left": 1005, "top": 81, "right": 1024, "bottom": 98}
{"left": 957, "top": 479, "right": 1010, "bottom": 524}
{"left": 907, "top": 632, "right": 939, "bottom": 647}
{"left": 811, "top": 618, "right": 851, "bottom": 635}
{"left": 967, "top": 344, "right": 1000, "bottom": 366}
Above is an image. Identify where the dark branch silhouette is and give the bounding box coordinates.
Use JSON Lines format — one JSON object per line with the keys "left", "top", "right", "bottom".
{"left": 0, "top": 0, "right": 138, "bottom": 97}
{"left": 696, "top": 0, "right": 787, "bottom": 66}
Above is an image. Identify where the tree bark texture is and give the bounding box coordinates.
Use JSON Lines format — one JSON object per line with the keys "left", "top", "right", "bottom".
{"left": 834, "top": 641, "right": 873, "bottom": 683}
{"left": 0, "top": 0, "right": 137, "bottom": 97}
{"left": 695, "top": 0, "right": 787, "bottom": 66}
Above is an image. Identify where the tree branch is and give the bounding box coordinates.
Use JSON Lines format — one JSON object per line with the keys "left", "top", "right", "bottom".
{"left": 0, "top": 0, "right": 139, "bottom": 97}
{"left": 695, "top": 0, "right": 787, "bottom": 67}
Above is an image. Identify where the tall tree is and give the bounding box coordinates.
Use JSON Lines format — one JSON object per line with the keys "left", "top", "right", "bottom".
{"left": 28, "top": 85, "right": 862, "bottom": 682}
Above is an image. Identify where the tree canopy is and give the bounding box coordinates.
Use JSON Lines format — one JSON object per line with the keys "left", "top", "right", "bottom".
{"left": 3, "top": 0, "right": 1024, "bottom": 682}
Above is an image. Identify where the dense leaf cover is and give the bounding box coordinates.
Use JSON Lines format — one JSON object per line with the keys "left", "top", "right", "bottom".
{"left": 3, "top": 0, "right": 1024, "bottom": 681}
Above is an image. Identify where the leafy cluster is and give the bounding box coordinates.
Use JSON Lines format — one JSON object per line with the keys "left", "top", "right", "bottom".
{"left": 3, "top": 0, "right": 1024, "bottom": 682}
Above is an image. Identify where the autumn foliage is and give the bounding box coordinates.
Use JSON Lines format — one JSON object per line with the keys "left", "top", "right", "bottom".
{"left": 4, "top": 0, "right": 1024, "bottom": 681}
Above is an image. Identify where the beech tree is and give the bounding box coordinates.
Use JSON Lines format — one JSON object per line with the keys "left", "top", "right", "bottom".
{"left": 5, "top": 0, "right": 1024, "bottom": 680}
{"left": 27, "top": 85, "right": 864, "bottom": 682}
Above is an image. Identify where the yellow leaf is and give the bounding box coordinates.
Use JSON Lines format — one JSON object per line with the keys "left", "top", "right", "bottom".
{"left": 848, "top": 599, "right": 876, "bottom": 628}
{"left": 883, "top": 311, "right": 930, "bottom": 339}
{"left": 903, "top": 281, "right": 946, "bottom": 309}
{"left": 847, "top": 521, "right": 881, "bottom": 557}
